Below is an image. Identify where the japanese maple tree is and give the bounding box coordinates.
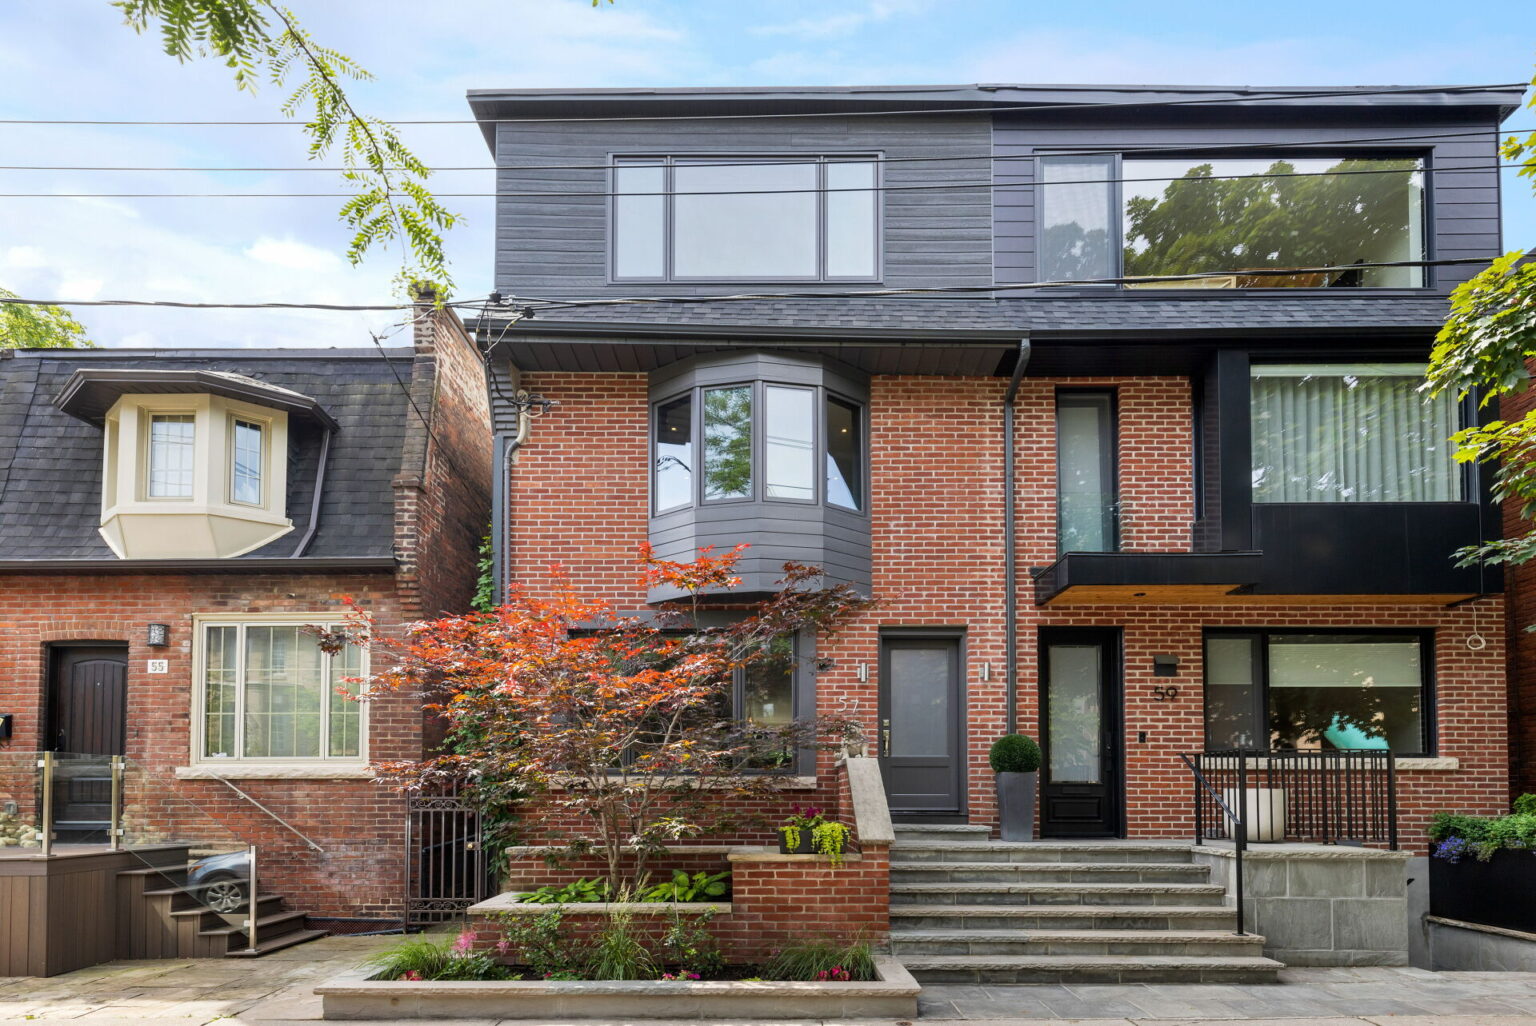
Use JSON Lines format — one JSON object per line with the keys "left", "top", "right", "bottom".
{"left": 348, "top": 544, "right": 870, "bottom": 894}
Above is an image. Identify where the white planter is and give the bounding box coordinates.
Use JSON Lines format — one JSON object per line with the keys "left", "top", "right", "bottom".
{"left": 1222, "top": 787, "right": 1287, "bottom": 843}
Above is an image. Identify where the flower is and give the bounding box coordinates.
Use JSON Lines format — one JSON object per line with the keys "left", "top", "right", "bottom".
{"left": 495, "top": 937, "right": 513, "bottom": 957}
{"left": 401, "top": 970, "right": 422, "bottom": 981}
{"left": 451, "top": 930, "right": 476, "bottom": 955}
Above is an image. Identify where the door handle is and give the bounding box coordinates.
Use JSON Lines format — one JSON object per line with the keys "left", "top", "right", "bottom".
{"left": 881, "top": 719, "right": 891, "bottom": 758}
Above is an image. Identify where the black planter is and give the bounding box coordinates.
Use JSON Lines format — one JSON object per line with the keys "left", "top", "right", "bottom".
{"left": 778, "top": 830, "right": 817, "bottom": 855}
{"left": 996, "top": 771, "right": 1037, "bottom": 842}
{"left": 1430, "top": 848, "right": 1536, "bottom": 933}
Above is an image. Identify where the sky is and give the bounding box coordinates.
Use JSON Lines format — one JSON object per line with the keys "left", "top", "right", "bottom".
{"left": 0, "top": 0, "right": 1533, "bottom": 350}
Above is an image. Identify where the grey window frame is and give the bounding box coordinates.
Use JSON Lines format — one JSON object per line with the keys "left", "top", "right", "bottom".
{"left": 1036, "top": 150, "right": 1433, "bottom": 290}
{"left": 1201, "top": 627, "right": 1436, "bottom": 757}
{"left": 1055, "top": 389, "right": 1119, "bottom": 555}
{"left": 609, "top": 153, "right": 884, "bottom": 284}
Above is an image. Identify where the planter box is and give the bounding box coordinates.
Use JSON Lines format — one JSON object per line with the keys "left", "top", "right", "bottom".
{"left": 1431, "top": 849, "right": 1536, "bottom": 934}
{"left": 314, "top": 954, "right": 920, "bottom": 1020}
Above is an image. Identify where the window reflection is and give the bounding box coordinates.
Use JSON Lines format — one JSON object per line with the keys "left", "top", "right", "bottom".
{"left": 703, "top": 386, "right": 752, "bottom": 501}
{"left": 654, "top": 395, "right": 693, "bottom": 512}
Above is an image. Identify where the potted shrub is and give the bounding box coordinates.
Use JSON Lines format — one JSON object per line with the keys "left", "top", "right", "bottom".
{"left": 778, "top": 806, "right": 851, "bottom": 866}
{"left": 989, "top": 734, "right": 1041, "bottom": 842}
{"left": 1428, "top": 794, "right": 1536, "bottom": 933}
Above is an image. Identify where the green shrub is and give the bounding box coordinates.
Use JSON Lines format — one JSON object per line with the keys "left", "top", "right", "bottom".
{"left": 584, "top": 901, "right": 656, "bottom": 980}
{"left": 989, "top": 734, "right": 1042, "bottom": 774}
{"left": 516, "top": 877, "right": 610, "bottom": 903}
{"left": 762, "top": 938, "right": 876, "bottom": 982}
{"left": 1514, "top": 793, "right": 1536, "bottom": 817}
{"left": 499, "top": 909, "right": 585, "bottom": 978}
{"left": 364, "top": 934, "right": 512, "bottom": 982}
{"left": 1430, "top": 809, "right": 1536, "bottom": 862}
{"left": 642, "top": 870, "right": 730, "bottom": 902}
{"left": 661, "top": 908, "right": 725, "bottom": 977}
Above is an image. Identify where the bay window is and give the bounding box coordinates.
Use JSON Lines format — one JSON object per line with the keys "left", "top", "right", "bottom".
{"left": 1250, "top": 363, "right": 1461, "bottom": 503}
{"left": 613, "top": 155, "right": 880, "bottom": 282}
{"left": 1204, "top": 630, "right": 1430, "bottom": 755}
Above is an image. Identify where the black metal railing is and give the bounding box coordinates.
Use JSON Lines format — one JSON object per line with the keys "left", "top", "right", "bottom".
{"left": 1180, "top": 748, "right": 1400, "bottom": 936}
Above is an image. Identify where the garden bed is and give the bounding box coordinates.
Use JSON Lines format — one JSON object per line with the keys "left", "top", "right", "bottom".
{"left": 1430, "top": 848, "right": 1536, "bottom": 934}
{"left": 314, "top": 954, "right": 920, "bottom": 1020}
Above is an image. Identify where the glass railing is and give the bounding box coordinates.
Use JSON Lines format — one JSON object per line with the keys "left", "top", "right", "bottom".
{"left": 0, "top": 751, "right": 46, "bottom": 852}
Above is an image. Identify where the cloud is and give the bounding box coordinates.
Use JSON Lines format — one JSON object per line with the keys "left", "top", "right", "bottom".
{"left": 246, "top": 237, "right": 344, "bottom": 272}
{"left": 752, "top": 1, "right": 932, "bottom": 41}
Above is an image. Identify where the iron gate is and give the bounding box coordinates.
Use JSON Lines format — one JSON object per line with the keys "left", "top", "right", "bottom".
{"left": 404, "top": 787, "right": 490, "bottom": 925}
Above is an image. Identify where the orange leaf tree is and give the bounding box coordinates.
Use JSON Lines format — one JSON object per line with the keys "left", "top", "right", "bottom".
{"left": 353, "top": 544, "right": 871, "bottom": 894}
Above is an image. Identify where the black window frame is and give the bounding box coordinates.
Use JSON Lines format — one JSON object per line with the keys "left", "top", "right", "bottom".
{"left": 609, "top": 153, "right": 884, "bottom": 284}
{"left": 1035, "top": 149, "right": 1433, "bottom": 291}
{"left": 1202, "top": 627, "right": 1436, "bottom": 757}
{"left": 1055, "top": 389, "right": 1119, "bottom": 556}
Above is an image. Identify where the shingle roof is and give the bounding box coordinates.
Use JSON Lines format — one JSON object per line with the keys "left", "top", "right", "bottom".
{"left": 0, "top": 350, "right": 412, "bottom": 561}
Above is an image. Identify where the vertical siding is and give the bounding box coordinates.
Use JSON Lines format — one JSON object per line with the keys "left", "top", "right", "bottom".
{"left": 493, "top": 115, "right": 994, "bottom": 296}
{"left": 992, "top": 115, "right": 1506, "bottom": 290}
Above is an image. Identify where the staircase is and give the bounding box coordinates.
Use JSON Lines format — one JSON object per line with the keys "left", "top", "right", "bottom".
{"left": 889, "top": 824, "right": 1283, "bottom": 984}
{"left": 116, "top": 850, "right": 326, "bottom": 959}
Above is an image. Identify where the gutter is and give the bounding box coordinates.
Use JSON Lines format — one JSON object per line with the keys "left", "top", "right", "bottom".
{"left": 491, "top": 413, "right": 534, "bottom": 606}
{"left": 1002, "top": 337, "right": 1031, "bottom": 733}
{"left": 467, "top": 318, "right": 1022, "bottom": 345}
{"left": 0, "top": 556, "right": 396, "bottom": 575}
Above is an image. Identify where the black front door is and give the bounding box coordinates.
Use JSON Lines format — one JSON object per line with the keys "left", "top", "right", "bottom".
{"left": 1039, "top": 629, "right": 1121, "bottom": 837}
{"left": 878, "top": 636, "right": 964, "bottom": 817}
{"left": 47, "top": 645, "right": 128, "bottom": 840}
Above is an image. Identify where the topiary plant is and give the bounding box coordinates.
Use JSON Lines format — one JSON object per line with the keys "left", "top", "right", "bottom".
{"left": 1514, "top": 793, "right": 1536, "bottom": 817}
{"left": 989, "top": 734, "right": 1042, "bottom": 774}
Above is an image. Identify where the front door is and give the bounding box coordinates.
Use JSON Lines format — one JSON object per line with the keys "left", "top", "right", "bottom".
{"left": 878, "top": 636, "right": 964, "bottom": 817}
{"left": 47, "top": 645, "right": 128, "bottom": 840}
{"left": 1040, "top": 629, "right": 1121, "bottom": 837}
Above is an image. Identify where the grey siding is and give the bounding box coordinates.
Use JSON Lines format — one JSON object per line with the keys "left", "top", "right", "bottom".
{"left": 494, "top": 114, "right": 993, "bottom": 296}
{"left": 993, "top": 115, "right": 1505, "bottom": 291}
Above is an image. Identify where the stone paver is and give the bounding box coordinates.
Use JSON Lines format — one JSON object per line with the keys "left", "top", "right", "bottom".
{"left": 0, "top": 936, "right": 1535, "bottom": 1024}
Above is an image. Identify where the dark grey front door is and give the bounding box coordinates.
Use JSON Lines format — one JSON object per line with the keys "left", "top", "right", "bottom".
{"left": 1040, "top": 629, "right": 1121, "bottom": 837}
{"left": 879, "top": 636, "right": 963, "bottom": 816}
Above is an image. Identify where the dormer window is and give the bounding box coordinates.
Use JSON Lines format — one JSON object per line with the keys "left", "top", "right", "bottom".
{"left": 55, "top": 368, "right": 337, "bottom": 560}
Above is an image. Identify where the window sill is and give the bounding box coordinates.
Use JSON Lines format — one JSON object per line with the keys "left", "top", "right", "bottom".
{"left": 1393, "top": 756, "right": 1459, "bottom": 771}
{"left": 176, "top": 763, "right": 375, "bottom": 780}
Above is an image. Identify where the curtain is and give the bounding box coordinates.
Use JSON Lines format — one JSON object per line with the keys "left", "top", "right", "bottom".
{"left": 1250, "top": 363, "right": 1459, "bottom": 502}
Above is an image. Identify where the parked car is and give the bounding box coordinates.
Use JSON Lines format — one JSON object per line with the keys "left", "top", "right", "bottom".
{"left": 187, "top": 850, "right": 249, "bottom": 913}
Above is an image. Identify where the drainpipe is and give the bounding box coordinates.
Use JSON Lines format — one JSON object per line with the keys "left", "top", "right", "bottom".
{"left": 289, "top": 423, "right": 333, "bottom": 557}
{"left": 1003, "top": 337, "right": 1031, "bottom": 734}
{"left": 491, "top": 405, "right": 533, "bottom": 607}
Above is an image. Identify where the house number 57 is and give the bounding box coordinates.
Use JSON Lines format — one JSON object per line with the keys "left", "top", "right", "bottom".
{"left": 1152, "top": 685, "right": 1180, "bottom": 701}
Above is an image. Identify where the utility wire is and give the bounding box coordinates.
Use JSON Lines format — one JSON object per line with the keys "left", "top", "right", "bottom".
{"left": 0, "top": 83, "right": 1523, "bottom": 126}
{"left": 1, "top": 125, "right": 1529, "bottom": 174}
{"left": 0, "top": 159, "right": 1514, "bottom": 200}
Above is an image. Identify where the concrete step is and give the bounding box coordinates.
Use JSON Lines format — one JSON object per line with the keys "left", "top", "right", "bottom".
{"left": 892, "top": 841, "right": 1195, "bottom": 864}
{"left": 891, "top": 904, "right": 1240, "bottom": 931}
{"left": 891, "top": 861, "right": 1208, "bottom": 884}
{"left": 898, "top": 953, "right": 1284, "bottom": 984}
{"left": 223, "top": 928, "right": 328, "bottom": 958}
{"left": 891, "top": 881, "right": 1228, "bottom": 907}
{"left": 893, "top": 824, "right": 992, "bottom": 839}
{"left": 890, "top": 928, "right": 1267, "bottom": 957}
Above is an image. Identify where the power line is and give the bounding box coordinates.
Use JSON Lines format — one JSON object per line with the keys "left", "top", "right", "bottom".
{"left": 0, "top": 159, "right": 1513, "bottom": 200}
{"left": 1, "top": 124, "right": 1529, "bottom": 174}
{"left": 0, "top": 296, "right": 417, "bottom": 311}
{"left": 0, "top": 82, "right": 1523, "bottom": 127}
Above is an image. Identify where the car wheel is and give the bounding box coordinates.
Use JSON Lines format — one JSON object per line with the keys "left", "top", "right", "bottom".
{"left": 202, "top": 876, "right": 246, "bottom": 913}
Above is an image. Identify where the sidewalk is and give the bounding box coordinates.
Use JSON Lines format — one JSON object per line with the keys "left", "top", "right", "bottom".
{"left": 2, "top": 934, "right": 1535, "bottom": 1025}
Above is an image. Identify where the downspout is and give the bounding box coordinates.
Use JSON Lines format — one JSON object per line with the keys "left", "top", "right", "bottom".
{"left": 491, "top": 408, "right": 532, "bottom": 606}
{"left": 289, "top": 423, "right": 333, "bottom": 557}
{"left": 1003, "top": 336, "right": 1031, "bottom": 734}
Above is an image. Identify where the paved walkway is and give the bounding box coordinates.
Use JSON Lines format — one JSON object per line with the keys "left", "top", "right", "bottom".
{"left": 2, "top": 935, "right": 1536, "bottom": 1024}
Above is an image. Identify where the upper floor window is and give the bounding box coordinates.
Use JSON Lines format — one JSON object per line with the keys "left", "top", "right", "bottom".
{"left": 1250, "top": 363, "right": 1461, "bottom": 503}
{"left": 1039, "top": 154, "right": 1426, "bottom": 288}
{"left": 652, "top": 380, "right": 865, "bottom": 514}
{"left": 230, "top": 419, "right": 264, "bottom": 506}
{"left": 148, "top": 414, "right": 196, "bottom": 498}
{"left": 613, "top": 155, "right": 880, "bottom": 282}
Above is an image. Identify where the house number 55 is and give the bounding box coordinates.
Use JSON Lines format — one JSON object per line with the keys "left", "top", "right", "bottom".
{"left": 1152, "top": 685, "right": 1180, "bottom": 701}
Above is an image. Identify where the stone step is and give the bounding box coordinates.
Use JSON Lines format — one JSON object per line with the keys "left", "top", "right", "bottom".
{"left": 898, "top": 953, "right": 1284, "bottom": 984}
{"left": 891, "top": 904, "right": 1240, "bottom": 931}
{"left": 890, "top": 928, "right": 1266, "bottom": 957}
{"left": 892, "top": 824, "right": 992, "bottom": 839}
{"left": 891, "top": 861, "right": 1207, "bottom": 884}
{"left": 891, "top": 881, "right": 1228, "bottom": 907}
{"left": 892, "top": 841, "right": 1195, "bottom": 865}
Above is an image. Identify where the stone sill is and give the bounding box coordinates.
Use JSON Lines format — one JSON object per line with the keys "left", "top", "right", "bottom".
{"left": 1194, "top": 842, "right": 1411, "bottom": 860}
{"left": 470, "top": 896, "right": 731, "bottom": 916}
{"left": 727, "top": 850, "right": 864, "bottom": 864}
{"left": 174, "top": 763, "right": 375, "bottom": 780}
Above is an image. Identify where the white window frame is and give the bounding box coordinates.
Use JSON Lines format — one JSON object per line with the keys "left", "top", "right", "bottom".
{"left": 227, "top": 415, "right": 266, "bottom": 507}
{"left": 190, "top": 612, "right": 370, "bottom": 775}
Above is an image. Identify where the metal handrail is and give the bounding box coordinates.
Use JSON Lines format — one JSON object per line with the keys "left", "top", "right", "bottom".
{"left": 1179, "top": 752, "right": 1247, "bottom": 936}
{"left": 206, "top": 774, "right": 326, "bottom": 854}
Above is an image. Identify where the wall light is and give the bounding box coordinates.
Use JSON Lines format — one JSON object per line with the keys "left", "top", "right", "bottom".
{"left": 146, "top": 623, "right": 170, "bottom": 648}
{"left": 1152, "top": 654, "right": 1179, "bottom": 677}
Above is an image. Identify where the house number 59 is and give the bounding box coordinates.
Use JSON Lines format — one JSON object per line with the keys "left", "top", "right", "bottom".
{"left": 1152, "top": 685, "right": 1180, "bottom": 701}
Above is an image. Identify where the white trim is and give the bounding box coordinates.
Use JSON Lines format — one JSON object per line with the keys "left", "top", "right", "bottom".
{"left": 175, "top": 762, "right": 374, "bottom": 780}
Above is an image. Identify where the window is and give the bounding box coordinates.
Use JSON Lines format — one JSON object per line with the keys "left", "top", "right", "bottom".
{"left": 1250, "top": 363, "right": 1461, "bottom": 503}
{"left": 230, "top": 419, "right": 263, "bottom": 505}
{"left": 147, "top": 414, "right": 196, "bottom": 498}
{"left": 1056, "top": 392, "right": 1117, "bottom": 554}
{"left": 1203, "top": 631, "right": 1430, "bottom": 755}
{"left": 1038, "top": 154, "right": 1426, "bottom": 288}
{"left": 613, "top": 155, "right": 880, "bottom": 281}
{"left": 653, "top": 380, "right": 865, "bottom": 514}
{"left": 200, "top": 620, "right": 366, "bottom": 763}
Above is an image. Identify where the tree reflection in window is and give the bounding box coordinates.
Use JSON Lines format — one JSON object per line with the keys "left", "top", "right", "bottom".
{"left": 703, "top": 386, "right": 752, "bottom": 500}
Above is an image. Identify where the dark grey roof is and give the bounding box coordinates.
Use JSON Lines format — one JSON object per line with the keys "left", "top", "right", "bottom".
{"left": 56, "top": 367, "right": 339, "bottom": 430}
{"left": 0, "top": 349, "right": 412, "bottom": 561}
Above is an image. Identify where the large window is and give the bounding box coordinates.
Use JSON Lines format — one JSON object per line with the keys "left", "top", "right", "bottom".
{"left": 1056, "top": 392, "right": 1118, "bottom": 553}
{"left": 613, "top": 155, "right": 879, "bottom": 281}
{"left": 1204, "top": 631, "right": 1430, "bottom": 755}
{"left": 147, "top": 414, "right": 196, "bottom": 498}
{"left": 1038, "top": 154, "right": 1426, "bottom": 288}
{"left": 200, "top": 620, "right": 366, "bottom": 763}
{"left": 653, "top": 381, "right": 865, "bottom": 514}
{"left": 1251, "top": 363, "right": 1461, "bottom": 503}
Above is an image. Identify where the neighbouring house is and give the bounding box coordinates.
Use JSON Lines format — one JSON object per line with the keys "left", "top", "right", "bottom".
{"left": 465, "top": 82, "right": 1528, "bottom": 977}
{"left": 0, "top": 300, "right": 491, "bottom": 972}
